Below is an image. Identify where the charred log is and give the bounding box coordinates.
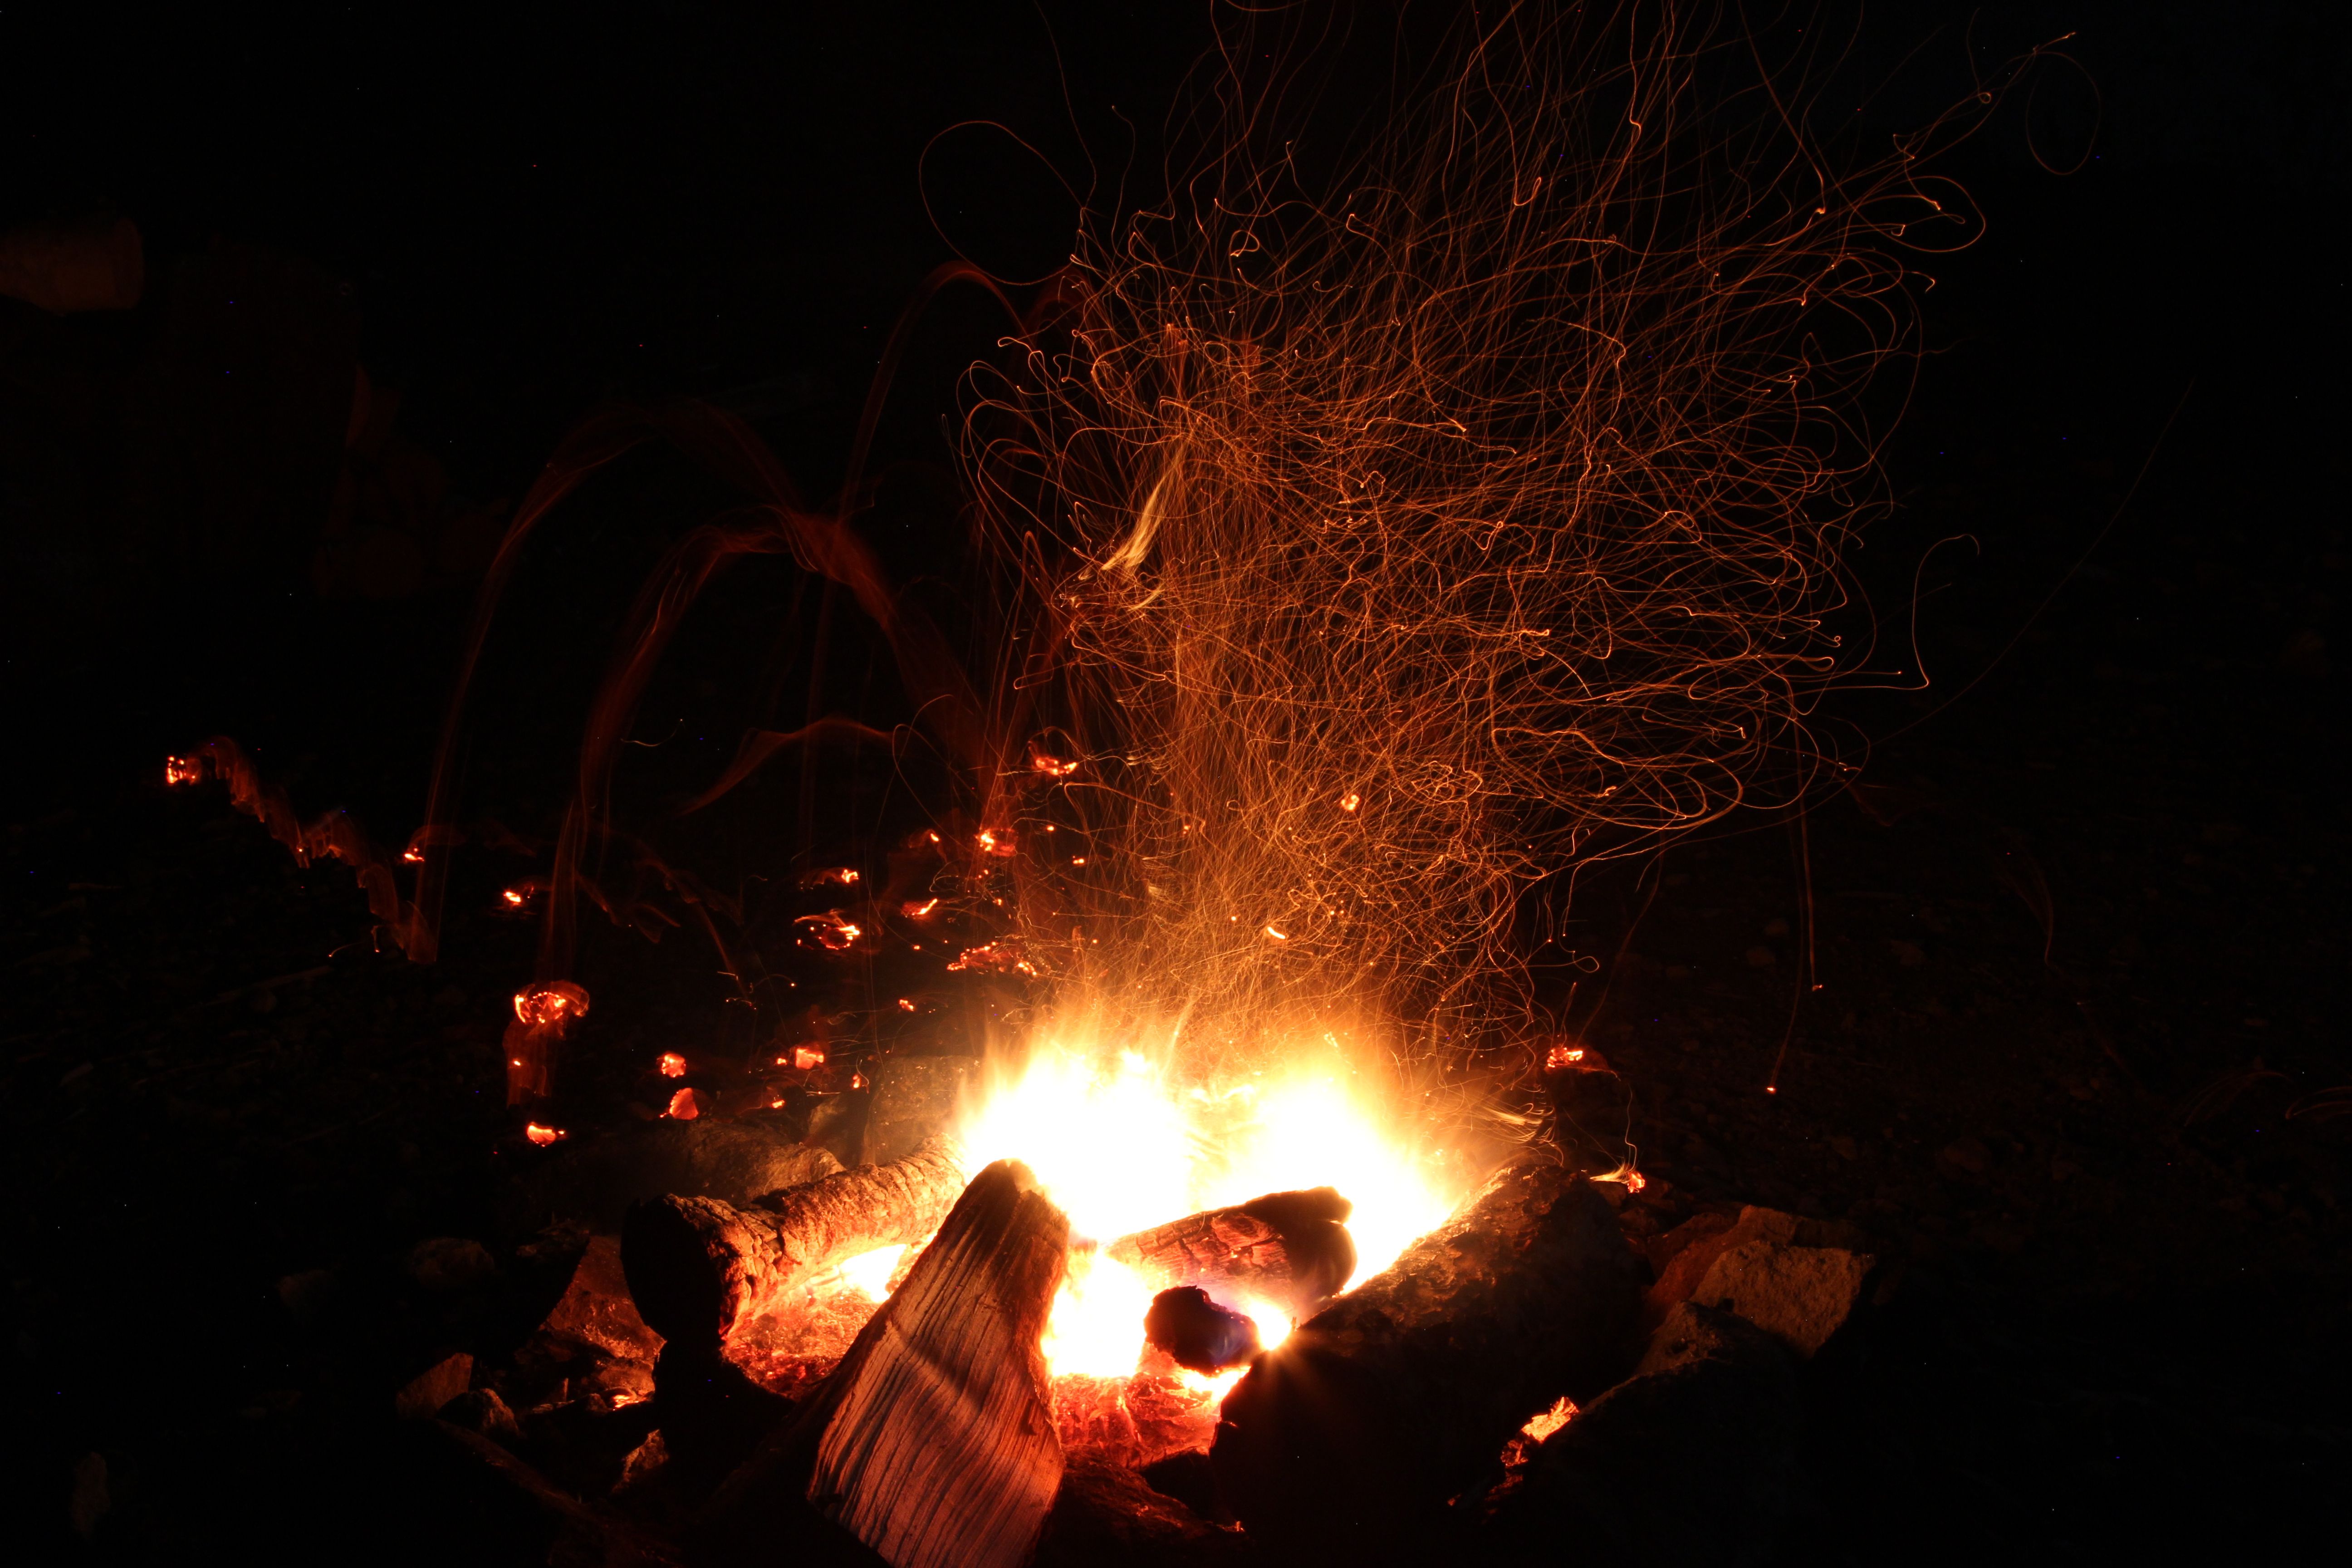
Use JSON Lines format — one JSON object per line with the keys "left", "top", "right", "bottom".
{"left": 620, "top": 1137, "right": 963, "bottom": 1350}
{"left": 1210, "top": 1163, "right": 1644, "bottom": 1558}
{"left": 699, "top": 1160, "right": 1069, "bottom": 1568}
{"left": 1106, "top": 1187, "right": 1355, "bottom": 1318}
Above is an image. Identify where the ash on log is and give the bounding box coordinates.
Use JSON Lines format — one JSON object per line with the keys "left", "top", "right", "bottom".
{"left": 699, "top": 1159, "right": 1070, "bottom": 1568}
{"left": 620, "top": 1136, "right": 965, "bottom": 1349}
{"left": 1211, "top": 1162, "right": 1644, "bottom": 1557}
{"left": 1106, "top": 1186, "right": 1356, "bottom": 1319}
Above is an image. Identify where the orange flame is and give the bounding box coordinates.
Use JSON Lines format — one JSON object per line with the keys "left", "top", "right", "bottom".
{"left": 658, "top": 1052, "right": 687, "bottom": 1078}
{"left": 524, "top": 1122, "right": 563, "bottom": 1147}
{"left": 666, "top": 1087, "right": 701, "bottom": 1120}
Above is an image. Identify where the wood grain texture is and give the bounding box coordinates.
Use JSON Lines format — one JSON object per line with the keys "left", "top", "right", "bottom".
{"left": 698, "top": 1159, "right": 1069, "bottom": 1568}
{"left": 621, "top": 1137, "right": 965, "bottom": 1348}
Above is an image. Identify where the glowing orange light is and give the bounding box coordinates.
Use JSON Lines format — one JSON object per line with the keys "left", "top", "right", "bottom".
{"left": 897, "top": 998, "right": 916, "bottom": 1012}
{"left": 1264, "top": 926, "right": 1289, "bottom": 941}
{"left": 164, "top": 755, "right": 203, "bottom": 787}
{"left": 900, "top": 898, "right": 939, "bottom": 918}
{"left": 1071, "top": 857, "right": 1087, "bottom": 866}
{"left": 1031, "top": 753, "right": 1079, "bottom": 778}
{"left": 794, "top": 911, "right": 862, "bottom": 951}
{"left": 1339, "top": 791, "right": 1360, "bottom": 813}
{"left": 524, "top": 1122, "right": 562, "bottom": 1147}
{"left": 658, "top": 1052, "right": 687, "bottom": 1078}
{"left": 978, "top": 828, "right": 1016, "bottom": 857}
{"left": 512, "top": 981, "right": 589, "bottom": 1027}
{"left": 947, "top": 941, "right": 1038, "bottom": 977}
{"left": 1545, "top": 1044, "right": 1584, "bottom": 1069}
{"left": 1520, "top": 1397, "right": 1578, "bottom": 1442}
{"left": 793, "top": 1045, "right": 825, "bottom": 1070}
{"left": 501, "top": 887, "right": 525, "bottom": 906}
{"left": 802, "top": 866, "right": 860, "bottom": 888}
{"left": 666, "top": 1088, "right": 701, "bottom": 1120}
{"left": 401, "top": 846, "right": 425, "bottom": 864}
{"left": 850, "top": 1073, "right": 868, "bottom": 1091}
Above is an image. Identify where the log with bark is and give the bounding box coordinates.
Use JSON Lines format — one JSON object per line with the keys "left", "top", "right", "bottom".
{"left": 620, "top": 1136, "right": 964, "bottom": 1351}
{"left": 1105, "top": 1186, "right": 1355, "bottom": 1320}
{"left": 1210, "top": 1161, "right": 1644, "bottom": 1558}
{"left": 698, "top": 1159, "right": 1070, "bottom": 1568}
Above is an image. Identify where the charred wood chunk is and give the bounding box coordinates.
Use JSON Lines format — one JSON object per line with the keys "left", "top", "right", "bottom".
{"left": 620, "top": 1137, "right": 964, "bottom": 1349}
{"left": 1107, "top": 1186, "right": 1356, "bottom": 1319}
{"left": 700, "top": 1160, "right": 1070, "bottom": 1568}
{"left": 1145, "top": 1287, "right": 1262, "bottom": 1375}
{"left": 1210, "top": 1164, "right": 1643, "bottom": 1557}
{"left": 650, "top": 1342, "right": 794, "bottom": 1483}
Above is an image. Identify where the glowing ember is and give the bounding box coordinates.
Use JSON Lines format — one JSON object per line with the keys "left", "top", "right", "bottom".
{"left": 900, "top": 898, "right": 939, "bottom": 919}
{"left": 401, "top": 846, "right": 425, "bottom": 864}
{"left": 666, "top": 1087, "right": 701, "bottom": 1120}
{"left": 1520, "top": 1396, "right": 1578, "bottom": 1442}
{"left": 513, "top": 981, "right": 589, "bottom": 1027}
{"left": 524, "top": 1122, "right": 564, "bottom": 1146}
{"left": 947, "top": 941, "right": 1036, "bottom": 977}
{"left": 897, "top": 998, "right": 916, "bottom": 1012}
{"left": 1546, "top": 1044, "right": 1584, "bottom": 1069}
{"left": 164, "top": 755, "right": 202, "bottom": 787}
{"left": 792, "top": 1045, "right": 825, "bottom": 1071}
{"left": 801, "top": 866, "right": 861, "bottom": 887}
{"left": 1339, "top": 791, "right": 1360, "bottom": 813}
{"left": 657, "top": 1052, "right": 687, "bottom": 1078}
{"left": 977, "top": 828, "right": 1016, "bottom": 857}
{"left": 794, "top": 911, "right": 862, "bottom": 951}
{"left": 501, "top": 887, "right": 526, "bottom": 906}
{"left": 1030, "top": 753, "right": 1079, "bottom": 778}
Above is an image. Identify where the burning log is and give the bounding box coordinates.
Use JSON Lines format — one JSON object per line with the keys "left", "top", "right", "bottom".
{"left": 1106, "top": 1186, "right": 1356, "bottom": 1318}
{"left": 700, "top": 1160, "right": 1069, "bottom": 1568}
{"left": 1145, "top": 1287, "right": 1261, "bottom": 1375}
{"left": 620, "top": 1137, "right": 963, "bottom": 1350}
{"left": 1210, "top": 1162, "right": 1644, "bottom": 1556}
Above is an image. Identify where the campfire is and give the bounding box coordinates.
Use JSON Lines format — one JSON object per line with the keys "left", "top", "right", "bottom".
{"left": 149, "top": 5, "right": 2029, "bottom": 1562}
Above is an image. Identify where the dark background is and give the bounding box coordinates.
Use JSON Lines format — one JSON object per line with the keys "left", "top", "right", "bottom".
{"left": 2, "top": 2, "right": 2344, "bottom": 1562}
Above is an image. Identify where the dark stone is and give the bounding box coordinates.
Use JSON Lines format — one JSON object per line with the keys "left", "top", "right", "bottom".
{"left": 1137, "top": 1449, "right": 1223, "bottom": 1519}
{"left": 651, "top": 1343, "right": 793, "bottom": 1482}
{"left": 1034, "top": 1457, "right": 1244, "bottom": 1567}
{"left": 438, "top": 1387, "right": 523, "bottom": 1444}
{"left": 1144, "top": 1287, "right": 1261, "bottom": 1374}
{"left": 1488, "top": 1303, "right": 1801, "bottom": 1568}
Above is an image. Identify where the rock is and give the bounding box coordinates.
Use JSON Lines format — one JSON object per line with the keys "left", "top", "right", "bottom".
{"left": 407, "top": 1237, "right": 497, "bottom": 1293}
{"left": 1691, "top": 1237, "right": 1873, "bottom": 1357}
{"left": 536, "top": 1235, "right": 666, "bottom": 1363}
{"left": 439, "top": 1387, "right": 524, "bottom": 1444}
{"left": 395, "top": 1352, "right": 473, "bottom": 1419}
{"left": 863, "top": 1053, "right": 979, "bottom": 1165}
{"left": 1491, "top": 1301, "right": 1800, "bottom": 1568}
{"left": 1034, "top": 1456, "right": 1244, "bottom": 1568}
{"left": 1644, "top": 1205, "right": 1868, "bottom": 1338}
{"left": 519, "top": 1118, "right": 843, "bottom": 1230}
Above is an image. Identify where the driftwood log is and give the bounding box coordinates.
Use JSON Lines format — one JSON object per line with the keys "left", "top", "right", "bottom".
{"left": 1106, "top": 1186, "right": 1356, "bottom": 1319}
{"left": 699, "top": 1160, "right": 1069, "bottom": 1568}
{"left": 621, "top": 1137, "right": 965, "bottom": 1349}
{"left": 1211, "top": 1162, "right": 1644, "bottom": 1556}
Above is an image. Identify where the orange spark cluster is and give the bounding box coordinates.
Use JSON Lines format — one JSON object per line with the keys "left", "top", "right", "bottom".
{"left": 956, "top": 5, "right": 2012, "bottom": 1070}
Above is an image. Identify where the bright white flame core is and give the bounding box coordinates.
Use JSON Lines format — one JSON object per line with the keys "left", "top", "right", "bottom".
{"left": 953, "top": 1032, "right": 1465, "bottom": 1377}
{"left": 834, "top": 1244, "right": 907, "bottom": 1301}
